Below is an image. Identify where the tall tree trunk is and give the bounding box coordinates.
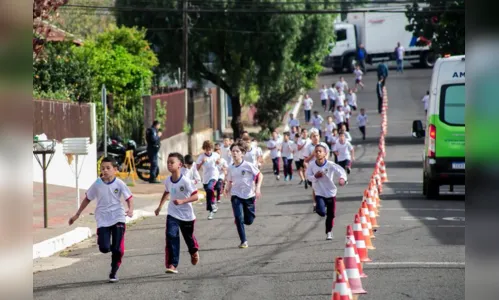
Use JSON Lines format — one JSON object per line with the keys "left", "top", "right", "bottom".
{"left": 230, "top": 94, "right": 244, "bottom": 139}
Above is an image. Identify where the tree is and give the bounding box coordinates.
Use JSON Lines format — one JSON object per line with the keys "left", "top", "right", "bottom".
{"left": 255, "top": 12, "right": 335, "bottom": 131}
{"left": 405, "top": 0, "right": 465, "bottom": 55}
{"left": 116, "top": 0, "right": 317, "bottom": 138}
{"left": 72, "top": 25, "right": 159, "bottom": 142}
{"left": 56, "top": 0, "right": 116, "bottom": 39}
{"left": 33, "top": 0, "right": 69, "bottom": 57}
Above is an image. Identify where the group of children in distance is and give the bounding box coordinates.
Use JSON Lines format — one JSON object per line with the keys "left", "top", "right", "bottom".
{"left": 67, "top": 75, "right": 367, "bottom": 281}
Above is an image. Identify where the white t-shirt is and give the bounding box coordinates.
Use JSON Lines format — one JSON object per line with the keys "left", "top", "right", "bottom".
{"left": 289, "top": 118, "right": 300, "bottom": 128}
{"left": 244, "top": 146, "right": 259, "bottom": 167}
{"left": 311, "top": 115, "right": 324, "bottom": 129}
{"left": 325, "top": 122, "right": 336, "bottom": 139}
{"left": 334, "top": 110, "right": 345, "bottom": 124}
{"left": 347, "top": 93, "right": 357, "bottom": 107}
{"left": 196, "top": 152, "right": 220, "bottom": 184}
{"left": 336, "top": 81, "right": 348, "bottom": 92}
{"left": 216, "top": 157, "right": 228, "bottom": 180}
{"left": 320, "top": 88, "right": 328, "bottom": 100}
{"left": 422, "top": 95, "right": 429, "bottom": 110}
{"left": 328, "top": 134, "right": 339, "bottom": 145}
{"left": 281, "top": 140, "right": 295, "bottom": 159}
{"left": 267, "top": 139, "right": 281, "bottom": 159}
{"left": 343, "top": 105, "right": 352, "bottom": 119}
{"left": 165, "top": 174, "right": 197, "bottom": 221}
{"left": 397, "top": 46, "right": 405, "bottom": 59}
{"left": 357, "top": 114, "right": 368, "bottom": 127}
{"left": 181, "top": 165, "right": 201, "bottom": 185}
{"left": 333, "top": 141, "right": 354, "bottom": 161}
{"left": 221, "top": 145, "right": 233, "bottom": 166}
{"left": 336, "top": 92, "right": 346, "bottom": 107}
{"left": 354, "top": 69, "right": 363, "bottom": 80}
{"left": 304, "top": 142, "right": 330, "bottom": 161}
{"left": 306, "top": 160, "right": 347, "bottom": 198}
{"left": 296, "top": 137, "right": 311, "bottom": 160}
{"left": 303, "top": 97, "right": 313, "bottom": 110}
{"left": 328, "top": 87, "right": 337, "bottom": 100}
{"left": 86, "top": 177, "right": 132, "bottom": 228}
{"left": 227, "top": 160, "right": 261, "bottom": 199}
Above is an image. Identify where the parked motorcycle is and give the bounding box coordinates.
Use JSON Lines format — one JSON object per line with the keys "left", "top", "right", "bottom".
{"left": 98, "top": 137, "right": 159, "bottom": 182}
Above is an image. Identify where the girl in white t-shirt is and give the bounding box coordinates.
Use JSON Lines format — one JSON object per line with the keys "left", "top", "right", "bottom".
{"left": 354, "top": 65, "right": 364, "bottom": 90}
{"left": 320, "top": 85, "right": 328, "bottom": 111}
{"left": 154, "top": 153, "right": 200, "bottom": 274}
{"left": 196, "top": 140, "right": 221, "bottom": 220}
{"left": 225, "top": 141, "right": 263, "bottom": 249}
{"left": 266, "top": 130, "right": 282, "bottom": 180}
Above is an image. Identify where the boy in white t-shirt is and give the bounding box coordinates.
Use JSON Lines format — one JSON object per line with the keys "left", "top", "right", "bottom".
{"left": 328, "top": 84, "right": 337, "bottom": 113}
{"left": 266, "top": 130, "right": 282, "bottom": 180}
{"left": 333, "top": 131, "right": 355, "bottom": 174}
{"left": 288, "top": 113, "right": 300, "bottom": 128}
{"left": 214, "top": 143, "right": 228, "bottom": 203}
{"left": 303, "top": 129, "right": 330, "bottom": 211}
{"left": 196, "top": 140, "right": 221, "bottom": 220}
{"left": 221, "top": 135, "right": 233, "bottom": 166}
{"left": 69, "top": 157, "right": 134, "bottom": 282}
{"left": 306, "top": 144, "right": 347, "bottom": 240}
{"left": 281, "top": 132, "right": 295, "bottom": 181}
{"left": 347, "top": 88, "right": 357, "bottom": 111}
{"left": 303, "top": 94, "right": 314, "bottom": 123}
{"left": 334, "top": 106, "right": 345, "bottom": 129}
{"left": 356, "top": 108, "right": 368, "bottom": 140}
{"left": 242, "top": 136, "right": 259, "bottom": 168}
{"left": 181, "top": 154, "right": 201, "bottom": 186}
{"left": 225, "top": 141, "right": 263, "bottom": 248}
{"left": 320, "top": 84, "right": 328, "bottom": 111}
{"left": 324, "top": 115, "right": 336, "bottom": 147}
{"left": 335, "top": 76, "right": 349, "bottom": 93}
{"left": 354, "top": 64, "right": 364, "bottom": 90}
{"left": 310, "top": 110, "right": 324, "bottom": 137}
{"left": 154, "top": 153, "right": 200, "bottom": 274}
{"left": 343, "top": 99, "right": 352, "bottom": 131}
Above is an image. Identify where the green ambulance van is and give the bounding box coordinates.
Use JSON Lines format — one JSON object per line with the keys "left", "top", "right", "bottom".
{"left": 412, "top": 55, "right": 465, "bottom": 199}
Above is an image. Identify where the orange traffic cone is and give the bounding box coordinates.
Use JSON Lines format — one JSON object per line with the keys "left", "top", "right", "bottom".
{"left": 353, "top": 214, "right": 371, "bottom": 262}
{"left": 359, "top": 209, "right": 376, "bottom": 250}
{"left": 362, "top": 200, "right": 379, "bottom": 229}
{"left": 360, "top": 202, "right": 376, "bottom": 234}
{"left": 366, "top": 194, "right": 380, "bottom": 226}
{"left": 379, "top": 160, "right": 388, "bottom": 183}
{"left": 343, "top": 238, "right": 367, "bottom": 294}
{"left": 373, "top": 184, "right": 382, "bottom": 207}
{"left": 332, "top": 257, "right": 354, "bottom": 300}
{"left": 368, "top": 184, "right": 380, "bottom": 217}
{"left": 346, "top": 225, "right": 367, "bottom": 278}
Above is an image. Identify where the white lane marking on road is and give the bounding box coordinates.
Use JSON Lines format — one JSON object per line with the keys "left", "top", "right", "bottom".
{"left": 365, "top": 262, "right": 465, "bottom": 266}
{"left": 382, "top": 208, "right": 465, "bottom": 211}
{"left": 401, "top": 216, "right": 438, "bottom": 221}
{"left": 442, "top": 217, "right": 465, "bottom": 221}
{"left": 381, "top": 225, "right": 465, "bottom": 228}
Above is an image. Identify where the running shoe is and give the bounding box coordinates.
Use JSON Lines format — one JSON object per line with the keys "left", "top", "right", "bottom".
{"left": 239, "top": 241, "right": 249, "bottom": 249}
{"left": 326, "top": 232, "right": 333, "bottom": 240}
{"left": 191, "top": 251, "right": 199, "bottom": 265}
{"left": 165, "top": 265, "right": 178, "bottom": 274}
{"left": 208, "top": 212, "right": 215, "bottom": 220}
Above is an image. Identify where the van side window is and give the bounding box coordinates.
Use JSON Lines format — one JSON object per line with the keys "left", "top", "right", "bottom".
{"left": 335, "top": 29, "right": 347, "bottom": 42}
{"left": 440, "top": 84, "right": 465, "bottom": 125}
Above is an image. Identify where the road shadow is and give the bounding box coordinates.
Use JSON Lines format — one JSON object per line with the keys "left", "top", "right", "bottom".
{"left": 355, "top": 136, "right": 424, "bottom": 146}
{"left": 354, "top": 160, "right": 422, "bottom": 169}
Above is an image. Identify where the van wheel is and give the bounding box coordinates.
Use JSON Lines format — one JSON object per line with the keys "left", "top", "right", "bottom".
{"left": 344, "top": 55, "right": 355, "bottom": 73}
{"left": 425, "top": 175, "right": 439, "bottom": 199}
{"left": 420, "top": 51, "right": 437, "bottom": 68}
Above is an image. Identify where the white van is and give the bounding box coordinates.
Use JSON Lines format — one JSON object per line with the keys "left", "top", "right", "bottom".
{"left": 412, "top": 55, "right": 465, "bottom": 198}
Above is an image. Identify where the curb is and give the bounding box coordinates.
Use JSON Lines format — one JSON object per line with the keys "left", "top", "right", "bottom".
{"left": 32, "top": 200, "right": 182, "bottom": 260}
{"left": 283, "top": 94, "right": 304, "bottom": 132}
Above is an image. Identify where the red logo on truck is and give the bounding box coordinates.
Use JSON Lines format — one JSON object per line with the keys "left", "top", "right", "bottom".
{"left": 368, "top": 19, "right": 385, "bottom": 24}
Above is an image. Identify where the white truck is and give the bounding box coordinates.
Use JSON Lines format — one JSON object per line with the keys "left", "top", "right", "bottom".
{"left": 324, "top": 11, "right": 435, "bottom": 73}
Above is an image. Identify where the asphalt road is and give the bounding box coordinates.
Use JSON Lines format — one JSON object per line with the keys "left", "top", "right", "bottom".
{"left": 33, "top": 67, "right": 465, "bottom": 300}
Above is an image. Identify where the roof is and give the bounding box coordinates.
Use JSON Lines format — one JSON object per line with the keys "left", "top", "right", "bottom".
{"left": 33, "top": 19, "right": 83, "bottom": 46}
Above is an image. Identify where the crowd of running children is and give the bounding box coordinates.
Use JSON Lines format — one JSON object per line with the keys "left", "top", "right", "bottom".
{"left": 67, "top": 74, "right": 368, "bottom": 281}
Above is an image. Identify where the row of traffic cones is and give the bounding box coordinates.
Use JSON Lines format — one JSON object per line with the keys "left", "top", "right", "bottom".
{"left": 331, "top": 87, "right": 390, "bottom": 299}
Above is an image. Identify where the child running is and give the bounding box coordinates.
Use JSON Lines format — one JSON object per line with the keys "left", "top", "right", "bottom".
{"left": 347, "top": 88, "right": 357, "bottom": 111}
{"left": 306, "top": 144, "right": 347, "bottom": 240}
{"left": 320, "top": 84, "right": 328, "bottom": 111}
{"left": 354, "top": 64, "right": 364, "bottom": 90}
{"left": 334, "top": 105, "right": 345, "bottom": 129}
{"left": 196, "top": 140, "right": 221, "bottom": 220}
{"left": 333, "top": 131, "right": 355, "bottom": 174}
{"left": 242, "top": 136, "right": 259, "bottom": 168}
{"left": 311, "top": 110, "right": 324, "bottom": 137}
{"left": 69, "top": 157, "right": 133, "bottom": 282}
{"left": 267, "top": 130, "right": 282, "bottom": 180}
{"left": 225, "top": 140, "right": 263, "bottom": 248}
{"left": 154, "top": 153, "right": 200, "bottom": 274}
{"left": 281, "top": 132, "right": 295, "bottom": 181}
{"left": 296, "top": 128, "right": 310, "bottom": 186}
{"left": 214, "top": 143, "right": 228, "bottom": 203}
{"left": 356, "top": 108, "right": 368, "bottom": 140}
{"left": 343, "top": 99, "right": 352, "bottom": 132}
{"left": 182, "top": 154, "right": 202, "bottom": 186}
{"left": 221, "top": 135, "right": 234, "bottom": 166}
{"left": 303, "top": 129, "right": 330, "bottom": 212}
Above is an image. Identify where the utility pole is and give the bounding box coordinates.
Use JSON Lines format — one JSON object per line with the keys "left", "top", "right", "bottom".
{"left": 183, "top": 0, "right": 193, "bottom": 153}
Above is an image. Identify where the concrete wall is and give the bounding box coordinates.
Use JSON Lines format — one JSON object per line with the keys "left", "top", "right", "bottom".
{"left": 33, "top": 103, "right": 98, "bottom": 189}
{"left": 156, "top": 128, "right": 214, "bottom": 174}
